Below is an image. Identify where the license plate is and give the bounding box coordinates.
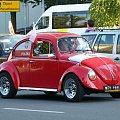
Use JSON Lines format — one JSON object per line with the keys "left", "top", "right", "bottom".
{"left": 104, "top": 86, "right": 120, "bottom": 92}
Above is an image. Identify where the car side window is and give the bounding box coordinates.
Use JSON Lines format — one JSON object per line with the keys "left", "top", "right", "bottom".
{"left": 94, "top": 34, "right": 115, "bottom": 53}
{"left": 33, "top": 40, "right": 56, "bottom": 58}
{"left": 116, "top": 35, "right": 120, "bottom": 54}
{"left": 82, "top": 34, "right": 96, "bottom": 45}
{"left": 13, "top": 41, "right": 32, "bottom": 57}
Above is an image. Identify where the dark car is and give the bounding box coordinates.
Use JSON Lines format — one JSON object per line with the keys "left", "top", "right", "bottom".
{"left": 0, "top": 34, "right": 26, "bottom": 63}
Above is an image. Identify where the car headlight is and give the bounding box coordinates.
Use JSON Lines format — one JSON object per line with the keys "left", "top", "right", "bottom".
{"left": 88, "top": 69, "right": 96, "bottom": 80}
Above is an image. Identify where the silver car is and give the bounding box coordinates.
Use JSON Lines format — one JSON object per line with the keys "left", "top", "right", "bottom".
{"left": 81, "top": 31, "right": 120, "bottom": 63}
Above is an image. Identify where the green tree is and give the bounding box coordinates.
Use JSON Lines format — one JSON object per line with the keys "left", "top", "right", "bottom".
{"left": 89, "top": 0, "right": 120, "bottom": 28}
{"left": 10, "top": 0, "right": 41, "bottom": 33}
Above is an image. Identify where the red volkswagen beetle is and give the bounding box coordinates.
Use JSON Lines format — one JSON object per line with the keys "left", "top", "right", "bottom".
{"left": 0, "top": 32, "right": 120, "bottom": 102}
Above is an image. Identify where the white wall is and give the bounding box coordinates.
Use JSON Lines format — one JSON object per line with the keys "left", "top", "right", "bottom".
{"left": 0, "top": 12, "right": 10, "bottom": 33}
{"left": 0, "top": 1, "right": 44, "bottom": 34}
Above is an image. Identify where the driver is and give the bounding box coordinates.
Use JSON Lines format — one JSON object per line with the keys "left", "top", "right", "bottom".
{"left": 58, "top": 40, "right": 69, "bottom": 52}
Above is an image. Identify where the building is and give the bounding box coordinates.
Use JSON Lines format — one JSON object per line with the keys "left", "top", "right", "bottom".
{"left": 0, "top": 1, "right": 45, "bottom": 34}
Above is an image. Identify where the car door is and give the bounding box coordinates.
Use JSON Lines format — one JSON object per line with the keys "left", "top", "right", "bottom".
{"left": 93, "top": 34, "right": 116, "bottom": 61}
{"left": 113, "top": 34, "right": 120, "bottom": 63}
{"left": 12, "top": 40, "right": 32, "bottom": 87}
{"left": 29, "top": 40, "right": 59, "bottom": 89}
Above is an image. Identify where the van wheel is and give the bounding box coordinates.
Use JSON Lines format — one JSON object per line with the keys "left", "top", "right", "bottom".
{"left": 0, "top": 72, "right": 17, "bottom": 98}
{"left": 110, "top": 92, "right": 120, "bottom": 98}
{"left": 63, "top": 74, "right": 85, "bottom": 102}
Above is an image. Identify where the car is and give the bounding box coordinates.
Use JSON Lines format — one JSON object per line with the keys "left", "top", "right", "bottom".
{"left": 0, "top": 32, "right": 120, "bottom": 102}
{"left": 0, "top": 34, "right": 26, "bottom": 63}
{"left": 81, "top": 30, "right": 120, "bottom": 63}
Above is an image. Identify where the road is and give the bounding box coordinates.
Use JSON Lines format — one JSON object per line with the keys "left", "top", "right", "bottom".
{"left": 0, "top": 91, "right": 120, "bottom": 120}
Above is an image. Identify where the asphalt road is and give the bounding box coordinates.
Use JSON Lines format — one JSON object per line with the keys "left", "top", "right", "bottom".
{"left": 0, "top": 91, "right": 120, "bottom": 120}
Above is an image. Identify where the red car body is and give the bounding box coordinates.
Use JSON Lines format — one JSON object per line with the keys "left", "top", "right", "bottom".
{"left": 0, "top": 32, "right": 120, "bottom": 102}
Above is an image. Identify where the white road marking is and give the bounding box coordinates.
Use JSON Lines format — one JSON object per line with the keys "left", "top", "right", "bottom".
{"left": 3, "top": 108, "right": 65, "bottom": 114}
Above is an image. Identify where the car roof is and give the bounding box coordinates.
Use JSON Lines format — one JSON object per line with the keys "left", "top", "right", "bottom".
{"left": 35, "top": 32, "right": 79, "bottom": 42}
{"left": 81, "top": 30, "right": 120, "bottom": 35}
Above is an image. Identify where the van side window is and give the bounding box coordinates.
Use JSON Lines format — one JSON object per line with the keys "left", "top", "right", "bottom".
{"left": 117, "top": 35, "right": 120, "bottom": 54}
{"left": 36, "top": 16, "right": 49, "bottom": 29}
{"left": 94, "top": 34, "right": 115, "bottom": 53}
{"left": 52, "top": 11, "right": 90, "bottom": 29}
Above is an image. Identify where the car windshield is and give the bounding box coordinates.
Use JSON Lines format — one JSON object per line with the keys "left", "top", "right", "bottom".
{"left": 0, "top": 35, "right": 25, "bottom": 54}
{"left": 58, "top": 37, "right": 91, "bottom": 53}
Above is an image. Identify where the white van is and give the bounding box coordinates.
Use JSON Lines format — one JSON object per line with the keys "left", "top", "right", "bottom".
{"left": 28, "top": 3, "right": 91, "bottom": 35}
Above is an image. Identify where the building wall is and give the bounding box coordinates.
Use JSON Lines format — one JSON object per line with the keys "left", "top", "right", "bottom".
{"left": 0, "top": 12, "right": 10, "bottom": 33}
{"left": 0, "top": 1, "right": 44, "bottom": 34}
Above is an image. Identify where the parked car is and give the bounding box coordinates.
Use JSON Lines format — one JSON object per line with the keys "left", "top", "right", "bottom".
{"left": 0, "top": 32, "right": 120, "bottom": 102}
{"left": 0, "top": 34, "right": 26, "bottom": 63}
{"left": 81, "top": 31, "right": 120, "bottom": 63}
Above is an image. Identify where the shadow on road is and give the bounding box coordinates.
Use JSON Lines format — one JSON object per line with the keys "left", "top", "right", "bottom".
{"left": 9, "top": 91, "right": 118, "bottom": 103}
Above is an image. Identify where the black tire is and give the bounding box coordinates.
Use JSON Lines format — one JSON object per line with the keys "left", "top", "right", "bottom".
{"left": 0, "top": 72, "right": 17, "bottom": 98}
{"left": 110, "top": 92, "right": 120, "bottom": 98}
{"left": 44, "top": 91, "right": 57, "bottom": 96}
{"left": 63, "top": 74, "right": 85, "bottom": 102}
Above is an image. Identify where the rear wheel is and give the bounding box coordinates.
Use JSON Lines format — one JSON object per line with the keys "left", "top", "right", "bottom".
{"left": 110, "top": 92, "right": 120, "bottom": 98}
{"left": 0, "top": 72, "right": 17, "bottom": 98}
{"left": 63, "top": 74, "right": 85, "bottom": 102}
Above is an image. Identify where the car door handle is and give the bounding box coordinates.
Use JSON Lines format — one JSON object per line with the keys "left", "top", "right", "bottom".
{"left": 30, "top": 60, "right": 35, "bottom": 63}
{"left": 114, "top": 57, "right": 120, "bottom": 61}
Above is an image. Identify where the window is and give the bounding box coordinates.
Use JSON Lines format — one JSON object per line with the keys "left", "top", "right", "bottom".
{"left": 36, "top": 16, "right": 49, "bottom": 29}
{"left": 52, "top": 11, "right": 89, "bottom": 29}
{"left": 81, "top": 34, "right": 97, "bottom": 45}
{"left": 33, "top": 40, "right": 55, "bottom": 58}
{"left": 117, "top": 35, "right": 120, "bottom": 54}
{"left": 94, "top": 34, "right": 115, "bottom": 53}
{"left": 13, "top": 41, "right": 32, "bottom": 57}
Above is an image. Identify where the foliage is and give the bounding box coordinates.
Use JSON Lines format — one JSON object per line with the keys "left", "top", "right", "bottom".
{"left": 89, "top": 0, "right": 120, "bottom": 28}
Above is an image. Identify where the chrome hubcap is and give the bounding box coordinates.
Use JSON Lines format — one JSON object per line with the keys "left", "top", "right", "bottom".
{"left": 64, "top": 78, "right": 77, "bottom": 99}
{"left": 0, "top": 76, "right": 10, "bottom": 95}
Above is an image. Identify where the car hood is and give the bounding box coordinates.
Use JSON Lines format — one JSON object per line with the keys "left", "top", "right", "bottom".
{"left": 68, "top": 53, "right": 119, "bottom": 85}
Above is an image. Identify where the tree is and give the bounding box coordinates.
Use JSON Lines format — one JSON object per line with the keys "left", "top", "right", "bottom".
{"left": 10, "top": 0, "right": 41, "bottom": 33}
{"left": 89, "top": 0, "right": 120, "bottom": 28}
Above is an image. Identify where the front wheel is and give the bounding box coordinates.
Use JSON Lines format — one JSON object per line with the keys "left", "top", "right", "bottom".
{"left": 0, "top": 72, "right": 17, "bottom": 98}
{"left": 110, "top": 92, "right": 120, "bottom": 98}
{"left": 63, "top": 74, "right": 85, "bottom": 102}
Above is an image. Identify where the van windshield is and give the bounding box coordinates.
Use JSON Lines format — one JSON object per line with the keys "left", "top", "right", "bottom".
{"left": 36, "top": 16, "right": 49, "bottom": 29}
